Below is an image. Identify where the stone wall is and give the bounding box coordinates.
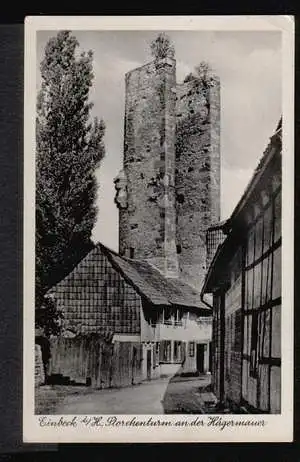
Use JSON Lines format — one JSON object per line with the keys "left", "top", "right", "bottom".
{"left": 118, "top": 58, "right": 178, "bottom": 278}
{"left": 175, "top": 78, "right": 220, "bottom": 290}
{"left": 35, "top": 344, "right": 45, "bottom": 387}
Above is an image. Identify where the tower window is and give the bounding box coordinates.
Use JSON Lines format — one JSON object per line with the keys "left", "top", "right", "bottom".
{"left": 130, "top": 248, "right": 135, "bottom": 259}
{"left": 177, "top": 193, "right": 185, "bottom": 204}
{"left": 176, "top": 244, "right": 182, "bottom": 254}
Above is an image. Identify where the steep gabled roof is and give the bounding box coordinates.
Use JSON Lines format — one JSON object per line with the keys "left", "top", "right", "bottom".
{"left": 49, "top": 242, "right": 210, "bottom": 312}
{"left": 100, "top": 244, "right": 209, "bottom": 312}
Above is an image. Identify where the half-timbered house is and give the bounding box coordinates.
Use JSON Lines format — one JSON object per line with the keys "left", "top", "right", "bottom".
{"left": 201, "top": 119, "right": 282, "bottom": 413}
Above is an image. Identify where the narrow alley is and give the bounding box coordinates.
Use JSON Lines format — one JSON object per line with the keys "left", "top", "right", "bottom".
{"left": 35, "top": 375, "right": 212, "bottom": 415}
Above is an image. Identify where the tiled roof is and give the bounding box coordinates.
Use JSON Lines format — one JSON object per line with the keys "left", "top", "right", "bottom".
{"left": 100, "top": 244, "right": 209, "bottom": 311}
{"left": 48, "top": 243, "right": 210, "bottom": 319}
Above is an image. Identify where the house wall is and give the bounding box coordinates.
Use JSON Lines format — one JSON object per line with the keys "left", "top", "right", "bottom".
{"left": 140, "top": 304, "right": 212, "bottom": 343}
{"left": 211, "top": 251, "right": 243, "bottom": 407}
{"left": 140, "top": 301, "right": 212, "bottom": 377}
{"left": 211, "top": 295, "right": 223, "bottom": 401}
{"left": 47, "top": 247, "right": 144, "bottom": 388}
{"left": 224, "top": 254, "right": 243, "bottom": 407}
{"left": 242, "top": 186, "right": 281, "bottom": 413}
{"left": 211, "top": 152, "right": 281, "bottom": 413}
{"left": 50, "top": 246, "right": 141, "bottom": 336}
{"left": 157, "top": 312, "right": 212, "bottom": 342}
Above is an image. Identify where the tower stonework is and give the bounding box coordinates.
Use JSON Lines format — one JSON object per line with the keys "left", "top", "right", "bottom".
{"left": 115, "top": 52, "right": 220, "bottom": 291}
{"left": 175, "top": 77, "right": 221, "bottom": 290}
{"left": 115, "top": 57, "right": 179, "bottom": 278}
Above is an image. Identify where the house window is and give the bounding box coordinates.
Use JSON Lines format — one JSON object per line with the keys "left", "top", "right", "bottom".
{"left": 153, "top": 342, "right": 160, "bottom": 368}
{"left": 153, "top": 342, "right": 160, "bottom": 367}
{"left": 231, "top": 248, "right": 242, "bottom": 283}
{"left": 173, "top": 341, "right": 183, "bottom": 363}
{"left": 150, "top": 315, "right": 157, "bottom": 327}
{"left": 163, "top": 308, "right": 173, "bottom": 325}
{"left": 189, "top": 341, "right": 195, "bottom": 357}
{"left": 156, "top": 342, "right": 160, "bottom": 356}
{"left": 160, "top": 340, "right": 172, "bottom": 362}
{"left": 250, "top": 311, "right": 259, "bottom": 377}
{"left": 182, "top": 311, "right": 188, "bottom": 327}
{"left": 273, "top": 191, "right": 281, "bottom": 243}
{"left": 175, "top": 309, "right": 183, "bottom": 326}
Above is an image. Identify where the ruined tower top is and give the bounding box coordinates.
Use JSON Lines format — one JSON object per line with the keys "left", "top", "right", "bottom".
{"left": 183, "top": 61, "right": 219, "bottom": 87}
{"left": 150, "top": 33, "right": 175, "bottom": 60}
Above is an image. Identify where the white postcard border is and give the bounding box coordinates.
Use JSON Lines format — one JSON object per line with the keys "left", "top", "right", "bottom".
{"left": 23, "top": 15, "right": 294, "bottom": 443}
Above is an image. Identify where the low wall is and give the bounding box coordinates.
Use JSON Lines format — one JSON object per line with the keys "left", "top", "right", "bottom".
{"left": 49, "top": 335, "right": 143, "bottom": 389}
{"left": 35, "top": 344, "right": 45, "bottom": 387}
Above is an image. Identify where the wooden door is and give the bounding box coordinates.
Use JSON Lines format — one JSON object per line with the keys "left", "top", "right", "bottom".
{"left": 147, "top": 349, "right": 151, "bottom": 380}
{"left": 196, "top": 344, "right": 205, "bottom": 373}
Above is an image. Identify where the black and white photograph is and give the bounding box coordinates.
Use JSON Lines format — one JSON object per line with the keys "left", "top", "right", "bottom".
{"left": 23, "top": 16, "right": 294, "bottom": 443}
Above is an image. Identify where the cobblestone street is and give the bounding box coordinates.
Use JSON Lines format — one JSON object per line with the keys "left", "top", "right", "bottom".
{"left": 35, "top": 375, "right": 212, "bottom": 415}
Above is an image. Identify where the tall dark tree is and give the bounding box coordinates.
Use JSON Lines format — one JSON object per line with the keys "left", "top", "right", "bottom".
{"left": 36, "top": 30, "right": 105, "bottom": 313}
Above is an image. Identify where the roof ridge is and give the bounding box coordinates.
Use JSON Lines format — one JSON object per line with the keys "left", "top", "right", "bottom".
{"left": 49, "top": 241, "right": 208, "bottom": 311}
{"left": 98, "top": 244, "right": 170, "bottom": 306}
{"left": 166, "top": 277, "right": 200, "bottom": 291}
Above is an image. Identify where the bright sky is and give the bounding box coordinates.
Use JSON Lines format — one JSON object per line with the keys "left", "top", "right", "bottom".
{"left": 37, "top": 30, "right": 282, "bottom": 252}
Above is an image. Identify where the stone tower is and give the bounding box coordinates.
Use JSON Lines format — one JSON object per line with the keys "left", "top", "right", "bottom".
{"left": 114, "top": 52, "right": 179, "bottom": 278}
{"left": 175, "top": 72, "right": 221, "bottom": 290}
{"left": 115, "top": 40, "right": 220, "bottom": 290}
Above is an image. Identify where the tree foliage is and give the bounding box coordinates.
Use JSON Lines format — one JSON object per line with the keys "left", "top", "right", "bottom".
{"left": 150, "top": 33, "right": 175, "bottom": 60}
{"left": 36, "top": 30, "right": 105, "bottom": 312}
{"left": 35, "top": 295, "right": 64, "bottom": 338}
{"left": 183, "top": 61, "right": 217, "bottom": 87}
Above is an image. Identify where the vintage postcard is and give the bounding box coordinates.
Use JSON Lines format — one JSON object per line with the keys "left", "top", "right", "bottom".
{"left": 23, "top": 15, "right": 294, "bottom": 443}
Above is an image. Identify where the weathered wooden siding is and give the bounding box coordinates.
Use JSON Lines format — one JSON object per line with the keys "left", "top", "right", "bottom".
{"left": 209, "top": 128, "right": 281, "bottom": 413}
{"left": 242, "top": 187, "right": 281, "bottom": 413}
{"left": 211, "top": 172, "right": 281, "bottom": 413}
{"left": 211, "top": 295, "right": 223, "bottom": 400}
{"left": 49, "top": 246, "right": 141, "bottom": 336}
{"left": 49, "top": 336, "right": 143, "bottom": 389}
{"left": 224, "top": 265, "right": 242, "bottom": 406}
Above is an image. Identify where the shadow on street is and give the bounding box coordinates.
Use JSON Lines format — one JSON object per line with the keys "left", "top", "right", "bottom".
{"left": 161, "top": 373, "right": 212, "bottom": 414}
